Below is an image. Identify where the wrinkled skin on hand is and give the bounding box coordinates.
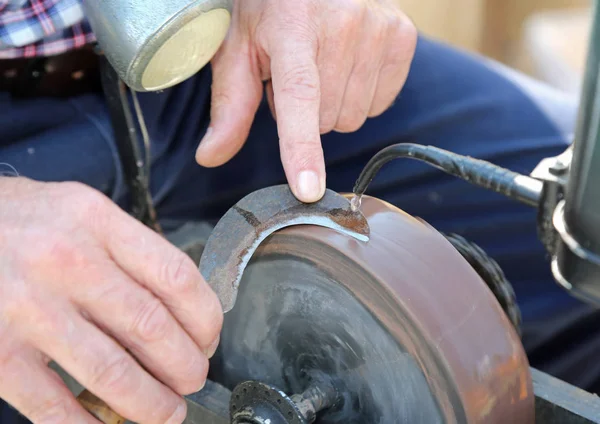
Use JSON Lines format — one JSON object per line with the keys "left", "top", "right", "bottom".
{"left": 0, "top": 178, "right": 223, "bottom": 424}
{"left": 196, "top": 0, "right": 417, "bottom": 203}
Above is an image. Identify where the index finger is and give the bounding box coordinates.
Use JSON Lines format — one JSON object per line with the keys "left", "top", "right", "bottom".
{"left": 270, "top": 35, "right": 326, "bottom": 203}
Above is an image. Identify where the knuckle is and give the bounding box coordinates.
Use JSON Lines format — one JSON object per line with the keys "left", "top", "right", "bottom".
{"left": 0, "top": 340, "right": 18, "bottom": 376}
{"left": 337, "top": 107, "right": 368, "bottom": 133}
{"left": 40, "top": 235, "right": 84, "bottom": 271}
{"left": 32, "top": 304, "right": 64, "bottom": 339}
{"left": 203, "top": 293, "right": 224, "bottom": 345}
{"left": 162, "top": 251, "right": 201, "bottom": 294}
{"left": 82, "top": 193, "right": 110, "bottom": 222}
{"left": 68, "top": 183, "right": 111, "bottom": 226}
{"left": 27, "top": 395, "right": 72, "bottom": 424}
{"left": 164, "top": 400, "right": 187, "bottom": 424}
{"left": 318, "top": 93, "right": 341, "bottom": 134}
{"left": 62, "top": 181, "right": 97, "bottom": 204}
{"left": 319, "top": 111, "right": 338, "bottom": 134}
{"left": 339, "top": 0, "right": 365, "bottom": 16}
{"left": 400, "top": 13, "right": 418, "bottom": 38}
{"left": 177, "top": 355, "right": 209, "bottom": 395}
{"left": 391, "top": 14, "right": 417, "bottom": 54}
{"left": 192, "top": 285, "right": 224, "bottom": 350}
{"left": 368, "top": 100, "right": 392, "bottom": 118}
{"left": 385, "top": 11, "right": 403, "bottom": 33}
{"left": 369, "top": 17, "right": 388, "bottom": 46}
{"left": 211, "top": 88, "right": 235, "bottom": 109}
{"left": 19, "top": 233, "right": 85, "bottom": 285}
{"left": 319, "top": 121, "right": 335, "bottom": 135}
{"left": 129, "top": 297, "right": 171, "bottom": 342}
{"left": 89, "top": 354, "right": 132, "bottom": 393}
{"left": 336, "top": 120, "right": 363, "bottom": 133}
{"left": 282, "top": 139, "right": 323, "bottom": 167}
{"left": 280, "top": 65, "right": 320, "bottom": 102}
{"left": 276, "top": 11, "right": 318, "bottom": 41}
{"left": 14, "top": 298, "right": 69, "bottom": 344}
{"left": 0, "top": 282, "right": 29, "bottom": 328}
{"left": 0, "top": 349, "right": 10, "bottom": 373}
{"left": 333, "top": 2, "right": 363, "bottom": 31}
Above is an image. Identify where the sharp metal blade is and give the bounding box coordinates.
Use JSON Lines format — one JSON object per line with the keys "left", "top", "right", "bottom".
{"left": 199, "top": 185, "right": 370, "bottom": 312}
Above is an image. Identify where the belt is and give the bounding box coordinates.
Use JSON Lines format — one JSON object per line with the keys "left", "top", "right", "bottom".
{"left": 0, "top": 45, "right": 102, "bottom": 98}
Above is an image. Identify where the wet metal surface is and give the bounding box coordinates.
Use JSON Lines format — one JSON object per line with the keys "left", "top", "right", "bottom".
{"left": 209, "top": 195, "right": 534, "bottom": 423}
{"left": 211, "top": 253, "right": 445, "bottom": 423}
{"left": 199, "top": 185, "right": 370, "bottom": 312}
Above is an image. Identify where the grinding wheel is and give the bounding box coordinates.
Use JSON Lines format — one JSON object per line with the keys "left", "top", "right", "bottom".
{"left": 209, "top": 195, "right": 534, "bottom": 423}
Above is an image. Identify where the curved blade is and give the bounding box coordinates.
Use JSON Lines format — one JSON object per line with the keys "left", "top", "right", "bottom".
{"left": 199, "top": 185, "right": 370, "bottom": 312}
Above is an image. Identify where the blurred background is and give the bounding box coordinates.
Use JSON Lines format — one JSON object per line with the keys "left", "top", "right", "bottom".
{"left": 402, "top": 0, "right": 591, "bottom": 96}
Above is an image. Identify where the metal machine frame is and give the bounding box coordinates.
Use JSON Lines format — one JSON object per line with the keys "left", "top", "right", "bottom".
{"left": 532, "top": 0, "right": 600, "bottom": 307}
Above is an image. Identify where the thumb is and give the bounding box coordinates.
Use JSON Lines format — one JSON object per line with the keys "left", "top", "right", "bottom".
{"left": 196, "top": 41, "right": 263, "bottom": 168}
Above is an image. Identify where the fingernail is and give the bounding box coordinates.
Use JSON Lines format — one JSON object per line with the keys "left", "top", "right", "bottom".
{"left": 296, "top": 170, "right": 323, "bottom": 203}
{"left": 166, "top": 401, "right": 187, "bottom": 424}
{"left": 206, "top": 335, "right": 220, "bottom": 359}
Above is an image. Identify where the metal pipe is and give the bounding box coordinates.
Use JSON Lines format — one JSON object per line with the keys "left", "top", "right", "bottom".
{"left": 553, "top": 0, "right": 600, "bottom": 305}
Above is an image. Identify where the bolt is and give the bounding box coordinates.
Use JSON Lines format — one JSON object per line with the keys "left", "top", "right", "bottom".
{"left": 549, "top": 158, "right": 569, "bottom": 176}
{"left": 290, "top": 378, "right": 341, "bottom": 423}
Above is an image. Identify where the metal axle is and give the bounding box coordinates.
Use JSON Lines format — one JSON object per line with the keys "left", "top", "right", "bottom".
{"left": 229, "top": 379, "right": 341, "bottom": 424}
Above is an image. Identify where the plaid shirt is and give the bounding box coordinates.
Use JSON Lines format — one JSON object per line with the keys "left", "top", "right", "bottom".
{"left": 0, "top": 0, "right": 95, "bottom": 59}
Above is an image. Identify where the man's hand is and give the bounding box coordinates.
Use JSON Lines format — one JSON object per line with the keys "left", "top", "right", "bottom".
{"left": 0, "top": 178, "right": 223, "bottom": 423}
{"left": 195, "top": 0, "right": 417, "bottom": 203}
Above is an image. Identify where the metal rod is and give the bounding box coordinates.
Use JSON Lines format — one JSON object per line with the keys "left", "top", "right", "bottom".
{"left": 563, "top": 0, "right": 600, "bottom": 252}
{"left": 550, "top": 0, "right": 600, "bottom": 305}
{"left": 290, "top": 379, "right": 341, "bottom": 423}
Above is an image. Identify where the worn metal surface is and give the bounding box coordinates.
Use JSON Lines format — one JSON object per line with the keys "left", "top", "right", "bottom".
{"left": 211, "top": 248, "right": 445, "bottom": 423}
{"left": 532, "top": 368, "right": 600, "bottom": 423}
{"left": 531, "top": 147, "right": 572, "bottom": 257}
{"left": 229, "top": 378, "right": 340, "bottom": 424}
{"left": 52, "top": 360, "right": 231, "bottom": 424}
{"left": 230, "top": 381, "right": 307, "bottom": 424}
{"left": 184, "top": 380, "right": 231, "bottom": 424}
{"left": 208, "top": 195, "right": 533, "bottom": 423}
{"left": 289, "top": 378, "right": 341, "bottom": 423}
{"left": 47, "top": 213, "right": 600, "bottom": 423}
{"left": 199, "top": 185, "right": 370, "bottom": 313}
{"left": 60, "top": 363, "right": 600, "bottom": 423}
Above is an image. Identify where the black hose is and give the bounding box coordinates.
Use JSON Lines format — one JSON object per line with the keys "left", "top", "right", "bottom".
{"left": 99, "top": 53, "right": 162, "bottom": 233}
{"left": 352, "top": 143, "right": 543, "bottom": 208}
